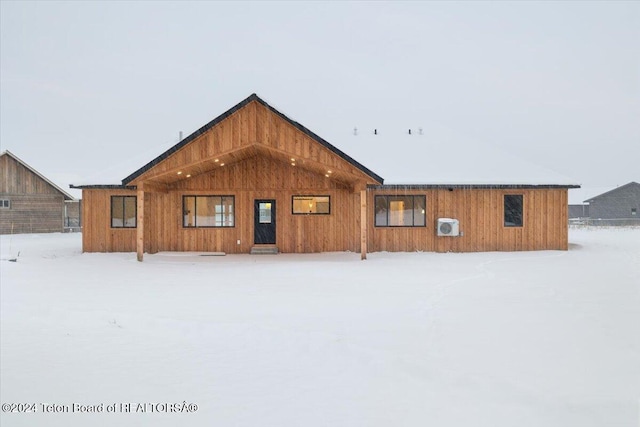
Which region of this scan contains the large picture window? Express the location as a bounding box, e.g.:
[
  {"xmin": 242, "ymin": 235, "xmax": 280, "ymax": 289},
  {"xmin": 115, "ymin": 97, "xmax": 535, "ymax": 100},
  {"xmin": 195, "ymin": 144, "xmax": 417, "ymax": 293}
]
[
  {"xmin": 292, "ymin": 196, "xmax": 330, "ymax": 215},
  {"xmin": 375, "ymin": 195, "xmax": 426, "ymax": 227},
  {"xmin": 111, "ymin": 196, "xmax": 137, "ymax": 228},
  {"xmin": 504, "ymin": 194, "xmax": 523, "ymax": 227},
  {"xmin": 183, "ymin": 196, "xmax": 234, "ymax": 227}
]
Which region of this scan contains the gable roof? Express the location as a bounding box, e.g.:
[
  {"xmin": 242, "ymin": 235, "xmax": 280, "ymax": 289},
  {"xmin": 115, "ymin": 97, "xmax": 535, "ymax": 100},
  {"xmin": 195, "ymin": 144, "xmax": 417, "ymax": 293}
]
[
  {"xmin": 71, "ymin": 93, "xmax": 581, "ymax": 190},
  {"xmin": 1, "ymin": 150, "xmax": 75, "ymax": 200},
  {"xmin": 568, "ymin": 186, "xmax": 612, "ymax": 204},
  {"xmin": 584, "ymin": 181, "xmax": 640, "ymax": 203},
  {"xmin": 120, "ymin": 93, "xmax": 383, "ymax": 186}
]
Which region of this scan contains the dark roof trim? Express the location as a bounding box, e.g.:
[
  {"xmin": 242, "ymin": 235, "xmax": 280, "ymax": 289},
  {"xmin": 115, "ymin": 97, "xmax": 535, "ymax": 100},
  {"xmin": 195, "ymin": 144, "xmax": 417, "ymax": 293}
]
[
  {"xmin": 368, "ymin": 184, "xmax": 581, "ymax": 190},
  {"xmin": 122, "ymin": 93, "xmax": 384, "ymax": 185},
  {"xmin": 255, "ymin": 96, "xmax": 384, "ymax": 184},
  {"xmin": 70, "ymin": 184, "xmax": 137, "ymax": 190},
  {"xmin": 584, "ymin": 181, "xmax": 639, "ymax": 203}
]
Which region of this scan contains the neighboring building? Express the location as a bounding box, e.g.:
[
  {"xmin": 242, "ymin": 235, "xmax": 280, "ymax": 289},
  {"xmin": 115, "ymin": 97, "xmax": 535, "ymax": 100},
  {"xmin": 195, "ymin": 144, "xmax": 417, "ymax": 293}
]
[
  {"xmin": 72, "ymin": 94, "xmax": 579, "ymax": 261},
  {"xmin": 568, "ymin": 204, "xmax": 589, "ymax": 219},
  {"xmin": 64, "ymin": 198, "xmax": 82, "ymax": 231},
  {"xmin": 0, "ymin": 150, "xmax": 78, "ymax": 234},
  {"xmin": 582, "ymin": 182, "xmax": 640, "ymax": 225}
]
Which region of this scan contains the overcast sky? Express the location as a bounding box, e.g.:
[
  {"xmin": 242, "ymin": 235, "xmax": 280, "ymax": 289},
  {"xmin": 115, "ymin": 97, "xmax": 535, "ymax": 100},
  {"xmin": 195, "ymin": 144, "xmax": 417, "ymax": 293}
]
[{"xmin": 1, "ymin": 1, "xmax": 638, "ymax": 195}]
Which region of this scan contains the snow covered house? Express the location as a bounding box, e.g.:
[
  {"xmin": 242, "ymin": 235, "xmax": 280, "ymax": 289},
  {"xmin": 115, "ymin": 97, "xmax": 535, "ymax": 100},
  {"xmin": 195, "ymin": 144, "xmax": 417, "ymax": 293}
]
[
  {"xmin": 1, "ymin": 150, "xmax": 77, "ymax": 234},
  {"xmin": 71, "ymin": 94, "xmax": 579, "ymax": 261}
]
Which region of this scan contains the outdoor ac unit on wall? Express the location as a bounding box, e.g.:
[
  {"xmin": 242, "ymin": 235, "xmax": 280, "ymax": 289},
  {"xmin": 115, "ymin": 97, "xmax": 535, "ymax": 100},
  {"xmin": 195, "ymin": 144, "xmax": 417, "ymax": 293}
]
[{"xmin": 437, "ymin": 218, "xmax": 460, "ymax": 237}]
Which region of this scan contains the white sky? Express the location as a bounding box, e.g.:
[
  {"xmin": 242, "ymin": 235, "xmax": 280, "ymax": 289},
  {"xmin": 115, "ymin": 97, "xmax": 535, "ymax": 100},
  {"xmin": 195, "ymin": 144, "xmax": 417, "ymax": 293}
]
[{"xmin": 1, "ymin": 1, "xmax": 638, "ymax": 195}]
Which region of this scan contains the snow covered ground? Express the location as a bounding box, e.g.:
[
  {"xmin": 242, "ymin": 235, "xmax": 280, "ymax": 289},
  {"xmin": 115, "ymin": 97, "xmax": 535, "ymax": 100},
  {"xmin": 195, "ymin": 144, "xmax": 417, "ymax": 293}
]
[{"xmin": 1, "ymin": 229, "xmax": 638, "ymax": 427}]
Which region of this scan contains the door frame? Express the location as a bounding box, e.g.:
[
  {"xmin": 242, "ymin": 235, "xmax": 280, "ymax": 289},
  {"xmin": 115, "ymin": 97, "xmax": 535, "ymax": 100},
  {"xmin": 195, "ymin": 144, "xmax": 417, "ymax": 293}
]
[{"xmin": 254, "ymin": 199, "xmax": 276, "ymax": 245}]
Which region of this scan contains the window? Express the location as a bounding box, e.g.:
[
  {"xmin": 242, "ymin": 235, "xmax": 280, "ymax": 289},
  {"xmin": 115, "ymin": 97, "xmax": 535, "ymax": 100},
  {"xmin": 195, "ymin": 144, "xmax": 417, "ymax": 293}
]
[
  {"xmin": 259, "ymin": 202, "xmax": 273, "ymax": 223},
  {"xmin": 292, "ymin": 196, "xmax": 330, "ymax": 214},
  {"xmin": 0, "ymin": 199, "xmax": 10, "ymax": 209},
  {"xmin": 111, "ymin": 196, "xmax": 136, "ymax": 228},
  {"xmin": 504, "ymin": 195, "xmax": 523, "ymax": 227},
  {"xmin": 632, "ymin": 208, "xmax": 637, "ymax": 216},
  {"xmin": 375, "ymin": 195, "xmax": 426, "ymax": 227},
  {"xmin": 183, "ymin": 196, "xmax": 234, "ymax": 227}
]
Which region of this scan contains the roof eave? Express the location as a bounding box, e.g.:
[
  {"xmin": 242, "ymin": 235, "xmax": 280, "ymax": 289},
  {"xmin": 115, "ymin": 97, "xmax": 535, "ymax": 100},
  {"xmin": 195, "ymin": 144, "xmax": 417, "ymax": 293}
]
[
  {"xmin": 583, "ymin": 181, "xmax": 639, "ymax": 203},
  {"xmin": 1, "ymin": 150, "xmax": 75, "ymax": 200},
  {"xmin": 120, "ymin": 94, "xmax": 384, "ymax": 186},
  {"xmin": 368, "ymin": 183, "xmax": 581, "ymax": 190},
  {"xmin": 70, "ymin": 184, "xmax": 137, "ymax": 190}
]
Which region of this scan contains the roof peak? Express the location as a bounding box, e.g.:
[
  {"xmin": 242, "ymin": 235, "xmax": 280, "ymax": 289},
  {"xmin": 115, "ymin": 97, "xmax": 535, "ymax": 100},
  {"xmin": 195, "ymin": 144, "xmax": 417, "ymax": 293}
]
[
  {"xmin": 119, "ymin": 94, "xmax": 383, "ymax": 185},
  {"xmin": 584, "ymin": 181, "xmax": 640, "ymax": 202},
  {"xmin": 1, "ymin": 150, "xmax": 75, "ymax": 200}
]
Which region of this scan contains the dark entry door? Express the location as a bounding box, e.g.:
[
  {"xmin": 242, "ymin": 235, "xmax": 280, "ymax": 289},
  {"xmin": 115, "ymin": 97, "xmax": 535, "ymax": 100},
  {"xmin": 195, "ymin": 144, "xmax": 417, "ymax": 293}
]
[{"xmin": 254, "ymin": 200, "xmax": 276, "ymax": 244}]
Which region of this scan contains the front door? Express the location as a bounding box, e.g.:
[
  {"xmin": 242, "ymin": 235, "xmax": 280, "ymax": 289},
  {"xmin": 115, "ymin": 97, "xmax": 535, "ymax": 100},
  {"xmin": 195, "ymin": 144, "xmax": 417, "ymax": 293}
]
[{"xmin": 254, "ymin": 200, "xmax": 276, "ymax": 244}]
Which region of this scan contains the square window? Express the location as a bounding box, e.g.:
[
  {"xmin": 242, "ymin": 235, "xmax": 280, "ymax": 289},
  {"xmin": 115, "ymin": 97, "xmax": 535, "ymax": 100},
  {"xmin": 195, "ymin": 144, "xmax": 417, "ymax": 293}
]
[
  {"xmin": 375, "ymin": 195, "xmax": 426, "ymax": 227},
  {"xmin": 111, "ymin": 196, "xmax": 136, "ymax": 228}
]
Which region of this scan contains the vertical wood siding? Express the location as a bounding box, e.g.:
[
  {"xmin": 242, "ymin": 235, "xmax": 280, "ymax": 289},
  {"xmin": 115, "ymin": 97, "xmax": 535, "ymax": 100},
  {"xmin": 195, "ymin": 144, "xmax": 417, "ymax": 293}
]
[
  {"xmin": 81, "ymin": 189, "xmax": 137, "ymax": 252},
  {"xmin": 368, "ymin": 188, "xmax": 569, "ymax": 252},
  {"xmin": 79, "ymin": 98, "xmax": 570, "ymax": 253},
  {"xmin": 134, "ymin": 102, "xmax": 374, "ymax": 185},
  {"xmin": 1, "ymin": 154, "xmax": 64, "ymax": 195},
  {"xmin": 83, "ymin": 180, "xmax": 570, "ymax": 253},
  {"xmin": 82, "ymin": 158, "xmax": 362, "ymax": 253}
]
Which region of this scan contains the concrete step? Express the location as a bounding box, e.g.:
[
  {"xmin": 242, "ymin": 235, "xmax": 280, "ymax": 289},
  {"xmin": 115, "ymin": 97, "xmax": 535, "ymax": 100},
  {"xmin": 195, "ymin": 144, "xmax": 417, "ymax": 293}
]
[{"xmin": 250, "ymin": 246, "xmax": 279, "ymax": 255}]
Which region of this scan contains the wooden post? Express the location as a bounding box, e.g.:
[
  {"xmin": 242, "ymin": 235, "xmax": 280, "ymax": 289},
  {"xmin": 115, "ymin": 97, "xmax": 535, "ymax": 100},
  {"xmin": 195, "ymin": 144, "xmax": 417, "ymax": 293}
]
[
  {"xmin": 137, "ymin": 187, "xmax": 144, "ymax": 262},
  {"xmin": 360, "ymin": 189, "xmax": 367, "ymax": 260}
]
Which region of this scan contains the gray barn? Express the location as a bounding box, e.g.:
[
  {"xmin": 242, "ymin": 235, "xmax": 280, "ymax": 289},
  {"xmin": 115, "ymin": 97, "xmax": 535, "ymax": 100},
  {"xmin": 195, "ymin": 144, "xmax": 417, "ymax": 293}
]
[
  {"xmin": 583, "ymin": 182, "xmax": 640, "ymax": 224},
  {"xmin": 0, "ymin": 151, "xmax": 78, "ymax": 234}
]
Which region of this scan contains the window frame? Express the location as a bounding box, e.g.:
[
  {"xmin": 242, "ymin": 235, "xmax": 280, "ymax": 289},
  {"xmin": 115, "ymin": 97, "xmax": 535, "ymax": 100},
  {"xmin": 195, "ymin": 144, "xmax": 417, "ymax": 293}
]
[
  {"xmin": 110, "ymin": 195, "xmax": 137, "ymax": 228},
  {"xmin": 291, "ymin": 195, "xmax": 331, "ymax": 215},
  {"xmin": 374, "ymin": 195, "xmax": 426, "ymax": 227},
  {"xmin": 0, "ymin": 199, "xmax": 10, "ymax": 209},
  {"xmin": 182, "ymin": 195, "xmax": 235, "ymax": 228},
  {"xmin": 504, "ymin": 194, "xmax": 524, "ymax": 227}
]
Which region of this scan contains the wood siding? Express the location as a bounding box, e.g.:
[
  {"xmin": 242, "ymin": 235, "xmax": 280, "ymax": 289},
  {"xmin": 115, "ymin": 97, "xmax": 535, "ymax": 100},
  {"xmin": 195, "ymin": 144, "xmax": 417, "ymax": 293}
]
[
  {"xmin": 0, "ymin": 194, "xmax": 65, "ymax": 234},
  {"xmin": 83, "ymin": 175, "xmax": 570, "ymax": 253},
  {"xmin": 132, "ymin": 101, "xmax": 376, "ymax": 188},
  {"xmin": 81, "ymin": 189, "xmax": 138, "ymax": 252},
  {"xmin": 82, "ymin": 158, "xmax": 362, "ymax": 253},
  {"xmin": 0, "ymin": 154, "xmax": 66, "ymax": 234},
  {"xmin": 1, "ymin": 154, "xmax": 64, "ymax": 196},
  {"xmin": 368, "ymin": 188, "xmax": 569, "ymax": 252},
  {"xmin": 79, "ymin": 98, "xmax": 570, "ymax": 254}
]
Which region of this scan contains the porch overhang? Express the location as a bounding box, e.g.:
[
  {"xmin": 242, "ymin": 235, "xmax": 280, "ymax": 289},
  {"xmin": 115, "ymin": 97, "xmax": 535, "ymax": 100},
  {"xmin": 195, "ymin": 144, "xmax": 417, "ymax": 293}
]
[{"xmin": 127, "ymin": 143, "xmax": 381, "ymax": 190}]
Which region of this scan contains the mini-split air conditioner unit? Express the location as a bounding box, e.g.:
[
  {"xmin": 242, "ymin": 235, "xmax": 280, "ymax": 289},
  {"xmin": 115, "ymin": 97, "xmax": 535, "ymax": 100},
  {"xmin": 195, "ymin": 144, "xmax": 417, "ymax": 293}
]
[{"xmin": 437, "ymin": 218, "xmax": 460, "ymax": 237}]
